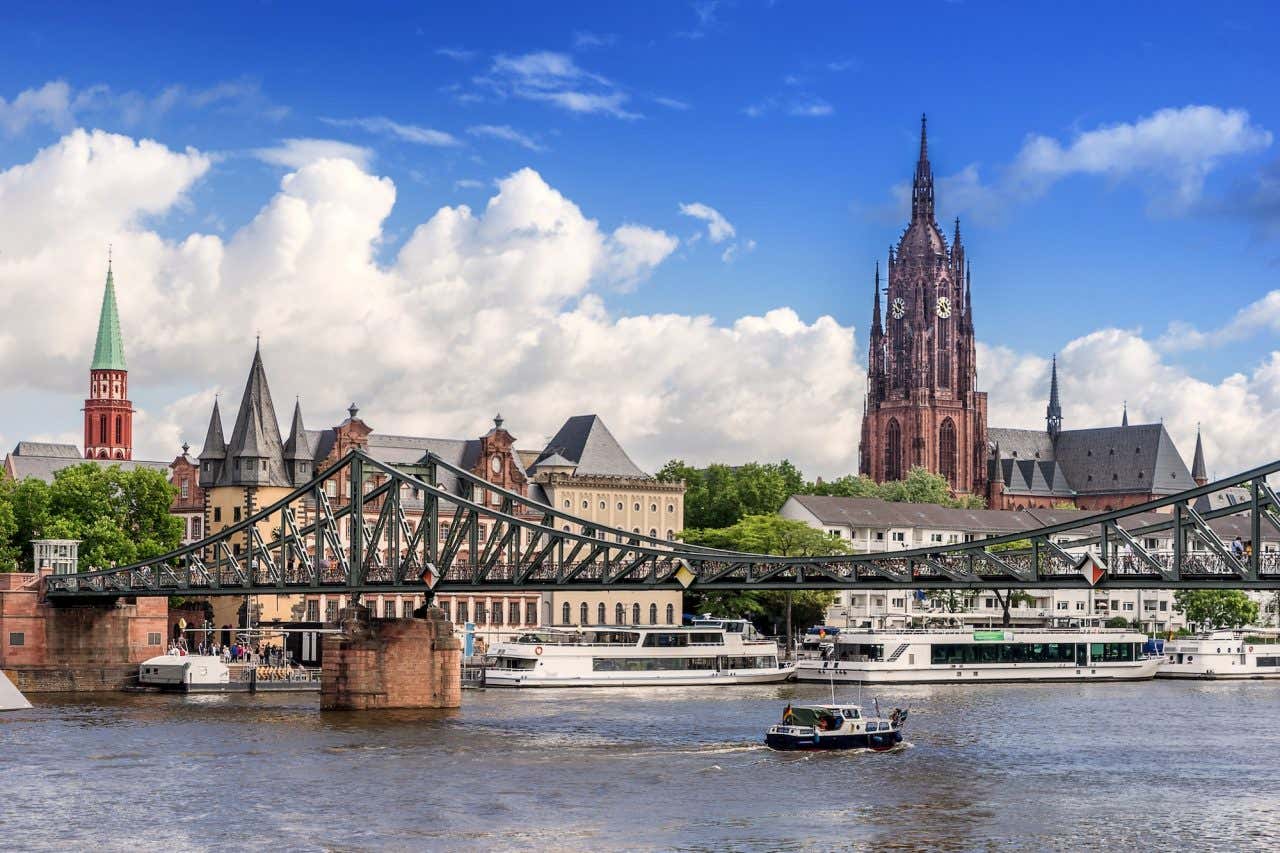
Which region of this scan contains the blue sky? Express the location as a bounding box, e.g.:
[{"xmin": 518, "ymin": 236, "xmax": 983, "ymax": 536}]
[{"xmin": 1, "ymin": 1, "xmax": 1279, "ymax": 477}]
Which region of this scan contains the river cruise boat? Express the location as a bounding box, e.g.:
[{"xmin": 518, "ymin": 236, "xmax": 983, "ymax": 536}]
[
  {"xmin": 765, "ymin": 702, "xmax": 907, "ymax": 751},
  {"xmin": 795, "ymin": 628, "xmax": 1160, "ymax": 684},
  {"xmin": 137, "ymin": 654, "xmax": 320, "ymax": 693},
  {"xmin": 1157, "ymin": 631, "xmax": 1280, "ymax": 680},
  {"xmin": 484, "ymin": 621, "xmax": 794, "ymax": 687}
]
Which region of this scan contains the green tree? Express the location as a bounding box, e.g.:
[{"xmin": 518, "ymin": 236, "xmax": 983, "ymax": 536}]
[
  {"xmin": 806, "ymin": 474, "xmax": 882, "ymax": 498},
  {"xmin": 1173, "ymin": 590, "xmax": 1260, "ymax": 629},
  {"xmin": 658, "ymin": 459, "xmax": 808, "ymax": 528},
  {"xmin": 0, "ymin": 479, "xmax": 19, "ymax": 571}
]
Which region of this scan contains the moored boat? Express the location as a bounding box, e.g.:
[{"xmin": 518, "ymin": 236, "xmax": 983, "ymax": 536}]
[
  {"xmin": 795, "ymin": 627, "xmax": 1160, "ymax": 684},
  {"xmin": 138, "ymin": 654, "xmax": 320, "ymax": 693},
  {"xmin": 484, "ymin": 620, "xmax": 794, "ymax": 687},
  {"xmin": 765, "ymin": 702, "xmax": 906, "ymax": 751},
  {"xmin": 1157, "ymin": 631, "xmax": 1280, "ymax": 679}
]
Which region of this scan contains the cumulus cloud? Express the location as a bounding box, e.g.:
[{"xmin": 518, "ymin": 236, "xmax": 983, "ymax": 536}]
[
  {"xmin": 1157, "ymin": 289, "xmax": 1280, "ymax": 351},
  {"xmin": 679, "ymin": 202, "xmax": 735, "ymax": 243},
  {"xmin": 320, "ymin": 116, "xmax": 461, "ymax": 147},
  {"xmin": 901, "ymin": 106, "xmax": 1273, "ymax": 223},
  {"xmin": 479, "ymin": 51, "xmax": 639, "ymax": 119},
  {"xmin": 466, "ymin": 123, "xmax": 544, "ymax": 151},
  {"xmin": 253, "ymin": 138, "xmax": 374, "ymax": 170}
]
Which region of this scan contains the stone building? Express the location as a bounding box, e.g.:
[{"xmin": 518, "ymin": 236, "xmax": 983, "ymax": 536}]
[
  {"xmin": 858, "ymin": 117, "xmax": 1204, "ymax": 510},
  {"xmin": 83, "ymin": 256, "xmax": 134, "ymax": 461},
  {"xmin": 859, "ymin": 116, "xmax": 986, "ymax": 495}
]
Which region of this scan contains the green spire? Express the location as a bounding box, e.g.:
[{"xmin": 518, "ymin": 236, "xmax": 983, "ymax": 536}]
[{"xmin": 91, "ymin": 254, "xmax": 127, "ymax": 371}]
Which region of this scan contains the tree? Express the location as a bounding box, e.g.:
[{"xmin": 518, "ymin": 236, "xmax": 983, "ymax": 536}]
[
  {"xmin": 1173, "ymin": 590, "xmax": 1260, "ymax": 630},
  {"xmin": 0, "ymin": 464, "xmax": 182, "ymax": 572},
  {"xmin": 658, "ymin": 459, "xmax": 808, "ymax": 529},
  {"xmin": 805, "ymin": 474, "xmax": 881, "ymax": 498},
  {"xmin": 0, "ymin": 479, "xmax": 19, "ymax": 571},
  {"xmin": 1104, "ymin": 616, "xmax": 1130, "ymax": 629}
]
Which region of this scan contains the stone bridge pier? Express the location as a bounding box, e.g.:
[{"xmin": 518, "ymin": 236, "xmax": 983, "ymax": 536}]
[{"xmin": 320, "ymin": 604, "xmax": 462, "ymax": 711}]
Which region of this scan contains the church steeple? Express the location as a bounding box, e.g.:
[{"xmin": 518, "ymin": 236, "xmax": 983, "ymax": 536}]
[
  {"xmin": 1046, "ymin": 354, "xmax": 1062, "ymax": 439},
  {"xmin": 1121, "ymin": 401, "xmax": 1129, "ymax": 427},
  {"xmin": 91, "ymin": 253, "xmax": 127, "ymax": 371},
  {"xmin": 1192, "ymin": 424, "xmax": 1208, "ymax": 486},
  {"xmin": 84, "ymin": 250, "xmax": 134, "ymax": 460},
  {"xmin": 871, "ymin": 261, "xmax": 882, "ymax": 335},
  {"xmin": 911, "ymin": 113, "xmax": 934, "ymax": 222}
]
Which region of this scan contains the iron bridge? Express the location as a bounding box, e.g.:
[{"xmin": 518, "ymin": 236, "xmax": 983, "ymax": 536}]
[{"xmin": 42, "ymin": 450, "xmax": 1280, "ymax": 600}]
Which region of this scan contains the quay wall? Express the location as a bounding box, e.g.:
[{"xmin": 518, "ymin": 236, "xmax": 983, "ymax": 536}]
[
  {"xmin": 4, "ymin": 663, "xmax": 138, "ymax": 693},
  {"xmin": 321, "ymin": 606, "xmax": 462, "ymax": 710}
]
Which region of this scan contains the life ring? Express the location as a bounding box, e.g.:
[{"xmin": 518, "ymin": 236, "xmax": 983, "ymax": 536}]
[
  {"xmin": 534, "ymin": 646, "xmax": 543, "ymax": 655},
  {"xmin": 1249, "ymin": 646, "xmax": 1254, "ymax": 653}
]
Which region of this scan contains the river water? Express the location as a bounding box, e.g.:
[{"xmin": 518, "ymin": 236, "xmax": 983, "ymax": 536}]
[{"xmin": 2, "ymin": 680, "xmax": 1279, "ymax": 851}]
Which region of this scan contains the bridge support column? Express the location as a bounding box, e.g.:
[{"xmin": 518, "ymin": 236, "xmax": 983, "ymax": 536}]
[{"xmin": 320, "ymin": 605, "xmax": 462, "ymax": 711}]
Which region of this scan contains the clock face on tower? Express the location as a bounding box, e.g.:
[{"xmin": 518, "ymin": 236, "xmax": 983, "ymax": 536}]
[
  {"xmin": 936, "ymin": 296, "xmax": 952, "ymax": 318},
  {"xmin": 890, "ymin": 297, "xmax": 906, "ymax": 320}
]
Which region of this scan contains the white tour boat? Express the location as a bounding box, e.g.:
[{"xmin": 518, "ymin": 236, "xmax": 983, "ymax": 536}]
[
  {"xmin": 795, "ymin": 627, "xmax": 1160, "ymax": 684},
  {"xmin": 138, "ymin": 654, "xmax": 320, "ymax": 693},
  {"xmin": 484, "ymin": 619, "xmax": 794, "ymax": 687},
  {"xmin": 1157, "ymin": 630, "xmax": 1280, "ymax": 680}
]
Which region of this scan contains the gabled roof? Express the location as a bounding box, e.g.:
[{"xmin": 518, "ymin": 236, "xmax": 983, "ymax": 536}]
[
  {"xmin": 988, "ymin": 428, "xmax": 1055, "ymax": 462},
  {"xmin": 220, "ymin": 346, "xmax": 290, "ymax": 486},
  {"xmin": 1052, "ymin": 423, "xmax": 1191, "ymax": 496},
  {"xmin": 199, "ymin": 399, "xmax": 226, "ymax": 461},
  {"xmin": 91, "ymin": 260, "xmax": 127, "ymax": 371},
  {"xmin": 787, "ymin": 495, "xmax": 1034, "ymax": 536},
  {"xmin": 11, "ymin": 441, "xmax": 81, "ymax": 458},
  {"xmin": 991, "ymin": 457, "xmax": 1074, "ymax": 498},
  {"xmin": 4, "ymin": 449, "xmax": 167, "ymax": 484},
  {"xmin": 531, "ymin": 415, "xmax": 648, "ymax": 478}
]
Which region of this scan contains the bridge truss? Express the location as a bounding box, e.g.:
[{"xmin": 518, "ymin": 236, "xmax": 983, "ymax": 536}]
[{"xmin": 43, "ymin": 450, "xmax": 1280, "ymax": 601}]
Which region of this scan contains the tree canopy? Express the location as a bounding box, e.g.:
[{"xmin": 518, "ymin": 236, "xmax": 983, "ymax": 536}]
[
  {"xmin": 658, "ymin": 461, "xmax": 985, "ymax": 529},
  {"xmin": 0, "ymin": 464, "xmax": 182, "ymax": 572},
  {"xmin": 1173, "ymin": 590, "xmax": 1260, "ymax": 629}
]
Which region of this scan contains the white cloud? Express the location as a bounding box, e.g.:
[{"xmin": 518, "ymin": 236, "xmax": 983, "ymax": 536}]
[
  {"xmin": 454, "ymin": 178, "xmax": 486, "ymax": 190},
  {"xmin": 911, "ymin": 106, "xmax": 1273, "ymax": 222},
  {"xmin": 1157, "ymin": 289, "xmax": 1280, "ymax": 351},
  {"xmin": 0, "ymin": 81, "xmax": 75, "ymax": 134},
  {"xmin": 679, "ymin": 202, "xmax": 735, "ymax": 243},
  {"xmin": 572, "ymin": 31, "xmax": 616, "ymax": 49},
  {"xmin": 436, "ymin": 47, "xmax": 477, "ymax": 62},
  {"xmin": 253, "ymin": 138, "xmax": 374, "ymax": 170},
  {"xmin": 654, "ymin": 96, "xmax": 691, "ymax": 111},
  {"xmin": 789, "ymin": 98, "xmax": 834, "ymax": 118},
  {"xmin": 321, "ymin": 116, "xmax": 461, "ymax": 147},
  {"xmin": 743, "ymin": 94, "xmax": 834, "ymax": 119},
  {"xmin": 467, "ymin": 124, "xmax": 544, "ymax": 151},
  {"xmin": 481, "ymin": 51, "xmax": 639, "ymax": 119}
]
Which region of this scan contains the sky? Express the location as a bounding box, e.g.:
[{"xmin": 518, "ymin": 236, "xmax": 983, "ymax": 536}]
[{"xmin": 1, "ymin": 1, "xmax": 1279, "ymax": 480}]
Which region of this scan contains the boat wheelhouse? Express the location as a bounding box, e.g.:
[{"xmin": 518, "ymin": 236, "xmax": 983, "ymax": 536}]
[
  {"xmin": 1157, "ymin": 631, "xmax": 1280, "ymax": 680},
  {"xmin": 765, "ymin": 703, "xmax": 906, "ymax": 751},
  {"xmin": 795, "ymin": 628, "xmax": 1160, "ymax": 684},
  {"xmin": 484, "ymin": 622, "xmax": 794, "ymax": 687}
]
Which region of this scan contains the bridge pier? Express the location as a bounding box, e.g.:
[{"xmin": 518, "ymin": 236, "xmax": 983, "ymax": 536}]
[{"xmin": 320, "ymin": 604, "xmax": 462, "ymax": 711}]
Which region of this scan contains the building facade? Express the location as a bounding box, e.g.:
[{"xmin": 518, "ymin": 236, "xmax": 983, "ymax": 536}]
[{"xmin": 859, "ymin": 116, "xmax": 986, "ymax": 495}]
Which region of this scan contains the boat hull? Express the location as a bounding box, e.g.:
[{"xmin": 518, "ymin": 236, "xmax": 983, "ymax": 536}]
[
  {"xmin": 484, "ymin": 666, "xmax": 796, "ymax": 688},
  {"xmin": 765, "ymin": 729, "xmax": 903, "ymax": 751},
  {"xmin": 795, "ymin": 658, "xmax": 1161, "ymax": 684}
]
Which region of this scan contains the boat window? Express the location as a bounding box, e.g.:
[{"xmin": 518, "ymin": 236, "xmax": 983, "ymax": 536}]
[
  {"xmin": 689, "ymin": 632, "xmax": 723, "ymax": 645},
  {"xmin": 642, "ymin": 632, "xmax": 690, "ymax": 647},
  {"xmin": 841, "ymin": 709, "xmax": 860, "ymax": 719},
  {"xmin": 718, "ymin": 655, "xmax": 776, "ymax": 669},
  {"xmin": 1258, "ymin": 657, "xmax": 1279, "ymax": 667},
  {"xmin": 930, "ymin": 642, "xmax": 1079, "ymax": 665},
  {"xmin": 592, "ymin": 657, "xmax": 717, "ymax": 672}
]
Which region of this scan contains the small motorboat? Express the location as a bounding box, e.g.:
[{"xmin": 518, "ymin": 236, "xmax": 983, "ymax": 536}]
[{"xmin": 765, "ymin": 702, "xmax": 907, "ymax": 751}]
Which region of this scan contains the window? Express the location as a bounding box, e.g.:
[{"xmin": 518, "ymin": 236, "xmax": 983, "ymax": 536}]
[
  {"xmin": 99, "ymin": 414, "xmax": 108, "ymax": 444},
  {"xmin": 326, "ymin": 601, "xmax": 339, "ymax": 623},
  {"xmin": 892, "ymin": 532, "xmax": 905, "ymax": 542},
  {"xmin": 526, "ymin": 602, "xmax": 538, "ymax": 625},
  {"xmin": 213, "ymin": 507, "xmax": 222, "ymax": 523},
  {"xmin": 885, "ymin": 418, "xmax": 903, "ymax": 481},
  {"xmin": 1056, "ymin": 602, "xmax": 1069, "ymax": 611},
  {"xmin": 180, "ymin": 479, "xmax": 189, "ymax": 498},
  {"xmin": 666, "ymin": 530, "xmax": 675, "ymax": 540},
  {"xmin": 632, "ymin": 603, "xmax": 641, "ymax": 624},
  {"xmin": 192, "ymin": 517, "xmax": 202, "ymax": 539},
  {"xmin": 875, "ymin": 531, "xmax": 885, "ymax": 541},
  {"xmin": 666, "ymin": 603, "xmax": 675, "ymax": 625},
  {"xmin": 938, "ymin": 418, "xmax": 957, "ymax": 488},
  {"xmin": 892, "ymin": 598, "xmax": 904, "ymax": 609},
  {"xmin": 306, "ymin": 600, "xmax": 320, "ymax": 622},
  {"xmin": 650, "ymin": 503, "xmax": 657, "ymax": 512},
  {"xmin": 557, "ymin": 602, "xmax": 570, "ymax": 625},
  {"xmin": 1075, "ymin": 602, "xmax": 1085, "ymax": 611},
  {"xmin": 510, "ymin": 602, "xmax": 521, "ymax": 625},
  {"xmin": 599, "ymin": 500, "xmax": 606, "ymax": 509},
  {"xmin": 326, "ymin": 480, "xmax": 337, "ymax": 498},
  {"xmin": 667, "ymin": 504, "xmax": 674, "ymax": 513},
  {"xmin": 440, "ymin": 600, "xmax": 451, "ymax": 622},
  {"xmin": 456, "ymin": 601, "xmax": 468, "ymax": 622},
  {"xmin": 476, "ymin": 603, "xmax": 488, "ymax": 626},
  {"xmin": 563, "ymin": 500, "xmax": 571, "ymax": 508},
  {"xmin": 582, "ymin": 500, "xmax": 589, "ymax": 509},
  {"xmin": 7, "ymin": 631, "xmax": 23, "ymax": 647},
  {"xmin": 930, "ymin": 533, "xmax": 943, "ymax": 543},
  {"xmin": 115, "ymin": 415, "xmax": 123, "ymax": 444},
  {"xmin": 492, "ymin": 603, "xmax": 503, "ymax": 626},
  {"xmin": 617, "ymin": 502, "xmax": 624, "ymax": 510},
  {"xmin": 616, "ymin": 603, "xmax": 625, "ymax": 624},
  {"xmin": 650, "ymin": 603, "xmax": 658, "ymax": 624},
  {"xmin": 633, "ymin": 502, "xmax": 641, "ymax": 511},
  {"xmin": 233, "ymin": 507, "xmax": 241, "ymax": 522},
  {"xmin": 581, "ymin": 602, "xmax": 590, "ymax": 625},
  {"xmin": 649, "ymin": 528, "xmax": 657, "ymax": 538},
  {"xmin": 147, "ymin": 632, "xmax": 161, "ymax": 646}
]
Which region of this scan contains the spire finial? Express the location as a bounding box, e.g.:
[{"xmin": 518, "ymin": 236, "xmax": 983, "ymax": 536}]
[
  {"xmin": 919, "ymin": 113, "xmax": 928, "ymax": 162},
  {"xmin": 494, "ymin": 412, "xmax": 504, "ymax": 429},
  {"xmin": 348, "ymin": 402, "xmax": 359, "ymax": 420},
  {"xmin": 1122, "ymin": 400, "xmax": 1129, "ymax": 428},
  {"xmin": 182, "ymin": 441, "xmax": 190, "ymax": 456},
  {"xmin": 910, "ymin": 112, "xmax": 934, "ymax": 222},
  {"xmin": 1192, "ymin": 422, "xmax": 1208, "ymax": 485}
]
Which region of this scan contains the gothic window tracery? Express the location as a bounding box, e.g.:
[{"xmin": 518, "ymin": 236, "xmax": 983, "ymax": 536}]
[
  {"xmin": 939, "ymin": 418, "xmax": 958, "ymax": 488},
  {"xmin": 885, "ymin": 419, "xmax": 903, "ymax": 481}
]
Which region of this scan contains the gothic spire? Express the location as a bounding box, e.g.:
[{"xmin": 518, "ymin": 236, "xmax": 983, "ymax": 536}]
[
  {"xmin": 953, "ymin": 217, "xmax": 962, "ymax": 249},
  {"xmin": 1192, "ymin": 424, "xmax": 1208, "ymax": 485},
  {"xmin": 91, "ymin": 253, "xmax": 127, "ymax": 371},
  {"xmin": 199, "ymin": 397, "xmax": 226, "ymax": 461},
  {"xmin": 991, "ymin": 442, "xmax": 1004, "ymax": 485},
  {"xmin": 283, "ymin": 398, "xmax": 312, "ymax": 462},
  {"xmin": 1122, "ymin": 401, "xmax": 1129, "ymax": 427},
  {"xmin": 871, "ymin": 261, "xmax": 882, "ymax": 334},
  {"xmin": 1046, "ymin": 354, "xmax": 1062, "ymax": 439},
  {"xmin": 911, "ymin": 113, "xmax": 934, "ymax": 222},
  {"xmin": 224, "ymin": 345, "xmax": 289, "ymax": 486}
]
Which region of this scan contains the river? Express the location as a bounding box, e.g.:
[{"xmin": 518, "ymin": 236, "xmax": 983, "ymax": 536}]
[{"xmin": 2, "ymin": 681, "xmax": 1278, "ymax": 851}]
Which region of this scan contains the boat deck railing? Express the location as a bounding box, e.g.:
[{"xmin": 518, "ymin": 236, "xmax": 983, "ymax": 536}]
[{"xmin": 833, "ymin": 627, "xmax": 1140, "ymax": 637}]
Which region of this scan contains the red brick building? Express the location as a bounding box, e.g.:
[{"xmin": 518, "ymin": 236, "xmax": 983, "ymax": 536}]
[{"xmin": 83, "ymin": 256, "xmax": 134, "ymax": 461}]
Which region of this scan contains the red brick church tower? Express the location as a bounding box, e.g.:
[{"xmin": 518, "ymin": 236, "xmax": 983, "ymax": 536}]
[
  {"xmin": 859, "ymin": 116, "xmax": 987, "ymax": 493},
  {"xmin": 83, "ymin": 255, "xmax": 133, "ymax": 460}
]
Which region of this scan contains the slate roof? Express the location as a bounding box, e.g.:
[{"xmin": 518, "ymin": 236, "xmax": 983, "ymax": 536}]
[
  {"xmin": 530, "ymin": 415, "xmax": 649, "ymax": 478},
  {"xmin": 990, "ymin": 457, "xmax": 1074, "ymax": 498},
  {"xmin": 988, "ymin": 428, "xmax": 1055, "ymax": 462},
  {"xmin": 4, "ymin": 442, "xmax": 167, "ymax": 484}
]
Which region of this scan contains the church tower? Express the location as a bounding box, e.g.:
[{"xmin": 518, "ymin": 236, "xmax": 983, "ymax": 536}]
[
  {"xmin": 83, "ymin": 254, "xmax": 133, "ymax": 460},
  {"xmin": 858, "ymin": 116, "xmax": 987, "ymax": 493}
]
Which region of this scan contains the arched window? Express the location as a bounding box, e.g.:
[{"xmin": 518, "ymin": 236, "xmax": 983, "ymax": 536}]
[
  {"xmin": 99, "ymin": 414, "xmax": 108, "ymax": 444},
  {"xmin": 649, "ymin": 603, "xmax": 658, "ymax": 624},
  {"xmin": 115, "ymin": 415, "xmax": 123, "ymax": 444},
  {"xmin": 939, "ymin": 418, "xmax": 957, "ymax": 488},
  {"xmin": 884, "ymin": 418, "xmax": 903, "ymax": 481},
  {"xmin": 597, "ymin": 602, "xmax": 606, "ymax": 624},
  {"xmin": 562, "ymin": 602, "xmax": 570, "ymax": 625},
  {"xmin": 615, "ymin": 603, "xmax": 625, "ymax": 624},
  {"xmin": 580, "ymin": 602, "xmax": 589, "ymax": 625},
  {"xmin": 666, "ymin": 603, "xmax": 675, "ymax": 625},
  {"xmin": 937, "ymin": 313, "xmax": 951, "ymax": 388},
  {"xmin": 632, "ymin": 603, "xmax": 641, "ymax": 624}
]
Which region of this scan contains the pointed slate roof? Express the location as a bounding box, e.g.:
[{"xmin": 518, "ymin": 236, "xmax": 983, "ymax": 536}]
[
  {"xmin": 531, "ymin": 415, "xmax": 649, "ymax": 478},
  {"xmin": 222, "ymin": 346, "xmax": 290, "ymax": 486},
  {"xmin": 283, "ymin": 400, "xmax": 313, "ymax": 461},
  {"xmin": 91, "ymin": 259, "xmax": 127, "ymax": 371},
  {"xmin": 199, "ymin": 399, "xmax": 226, "ymax": 460},
  {"xmin": 1192, "ymin": 427, "xmax": 1207, "ymax": 482}
]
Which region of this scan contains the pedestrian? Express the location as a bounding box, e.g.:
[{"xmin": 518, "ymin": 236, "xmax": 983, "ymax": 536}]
[{"xmin": 1233, "ymin": 536, "xmax": 1244, "ymax": 559}]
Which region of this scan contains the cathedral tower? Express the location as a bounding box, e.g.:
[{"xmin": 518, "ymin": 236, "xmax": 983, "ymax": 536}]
[
  {"xmin": 83, "ymin": 255, "xmax": 134, "ymax": 460},
  {"xmin": 858, "ymin": 116, "xmax": 987, "ymax": 493}
]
